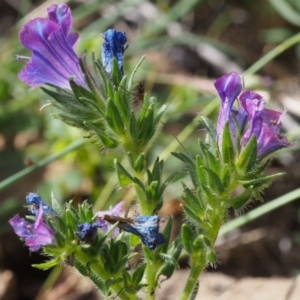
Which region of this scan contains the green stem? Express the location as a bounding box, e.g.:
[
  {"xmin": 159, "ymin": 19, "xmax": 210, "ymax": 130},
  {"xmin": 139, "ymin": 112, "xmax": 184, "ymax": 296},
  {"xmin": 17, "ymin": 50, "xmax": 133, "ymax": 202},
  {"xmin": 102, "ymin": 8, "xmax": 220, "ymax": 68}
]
[
  {"xmin": 0, "ymin": 139, "xmax": 87, "ymax": 193},
  {"xmin": 244, "ymin": 31, "xmax": 300, "ymax": 76},
  {"xmin": 145, "ymin": 260, "xmax": 157, "ymax": 300},
  {"xmin": 179, "ymin": 254, "xmax": 206, "ymax": 300}
]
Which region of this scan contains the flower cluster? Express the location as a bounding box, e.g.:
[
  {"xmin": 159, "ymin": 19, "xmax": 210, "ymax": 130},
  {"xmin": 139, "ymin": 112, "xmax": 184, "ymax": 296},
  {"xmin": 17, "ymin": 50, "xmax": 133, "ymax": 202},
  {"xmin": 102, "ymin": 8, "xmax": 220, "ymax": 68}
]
[{"xmin": 215, "ymin": 72, "xmax": 290, "ymax": 158}]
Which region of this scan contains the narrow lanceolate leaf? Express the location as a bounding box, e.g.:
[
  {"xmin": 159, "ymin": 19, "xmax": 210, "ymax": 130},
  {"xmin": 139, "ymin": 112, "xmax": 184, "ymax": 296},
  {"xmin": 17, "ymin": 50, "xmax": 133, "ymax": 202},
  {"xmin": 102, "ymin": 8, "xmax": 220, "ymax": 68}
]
[
  {"xmin": 229, "ymin": 186, "xmax": 253, "ymax": 210},
  {"xmin": 127, "ymin": 55, "xmax": 145, "ymax": 90},
  {"xmin": 239, "ymin": 173, "xmax": 285, "ymax": 188},
  {"xmin": 237, "ymin": 135, "xmax": 257, "ymax": 174},
  {"xmin": 137, "ymin": 102, "xmax": 155, "ymax": 144},
  {"xmin": 198, "ymin": 140, "xmax": 220, "ymax": 174},
  {"xmin": 106, "ymin": 98, "xmax": 126, "ymax": 136},
  {"xmin": 111, "ymin": 57, "xmax": 122, "ymax": 86},
  {"xmin": 199, "ymin": 115, "xmax": 218, "ymax": 153},
  {"xmin": 84, "ymin": 121, "xmax": 120, "ymax": 148},
  {"xmin": 128, "ymin": 111, "xmax": 138, "ymax": 148},
  {"xmin": 181, "ymin": 223, "xmax": 195, "ymax": 253},
  {"xmin": 203, "ymin": 167, "xmax": 224, "ymax": 194},
  {"xmin": 32, "ymin": 258, "xmax": 60, "ymax": 270},
  {"xmin": 221, "ymin": 122, "xmax": 235, "ymax": 169},
  {"xmin": 114, "ymin": 160, "xmax": 134, "ymax": 187}
]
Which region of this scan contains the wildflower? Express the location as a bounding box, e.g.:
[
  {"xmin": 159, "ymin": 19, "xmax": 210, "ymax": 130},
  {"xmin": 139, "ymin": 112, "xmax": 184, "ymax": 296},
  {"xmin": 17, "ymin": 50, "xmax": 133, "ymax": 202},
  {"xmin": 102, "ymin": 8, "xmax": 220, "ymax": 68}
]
[
  {"xmin": 103, "ymin": 215, "xmax": 166, "ymax": 250},
  {"xmin": 214, "ymin": 72, "xmax": 290, "ymax": 157},
  {"xmin": 26, "ymin": 192, "xmax": 57, "ymax": 217},
  {"xmin": 18, "ymin": 4, "xmax": 87, "ymax": 89},
  {"xmin": 102, "ymin": 29, "xmax": 127, "ymax": 76},
  {"xmin": 240, "ymin": 91, "xmax": 290, "ymax": 157},
  {"xmin": 214, "ymin": 72, "xmax": 243, "ymax": 145},
  {"xmin": 9, "ymin": 206, "xmax": 55, "ymax": 251}
]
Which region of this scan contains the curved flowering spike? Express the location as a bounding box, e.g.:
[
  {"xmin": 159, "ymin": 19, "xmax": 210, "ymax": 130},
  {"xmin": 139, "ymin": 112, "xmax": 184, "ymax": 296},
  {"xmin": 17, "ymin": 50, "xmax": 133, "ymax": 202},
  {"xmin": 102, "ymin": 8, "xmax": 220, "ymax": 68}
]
[
  {"xmin": 9, "ymin": 206, "xmax": 55, "ymax": 251},
  {"xmin": 214, "ymin": 72, "xmax": 243, "ymax": 145},
  {"xmin": 240, "ymin": 91, "xmax": 290, "ymax": 157},
  {"xmin": 18, "ymin": 4, "xmax": 87, "ymax": 89},
  {"xmin": 102, "ymin": 29, "xmax": 127, "ymax": 76}
]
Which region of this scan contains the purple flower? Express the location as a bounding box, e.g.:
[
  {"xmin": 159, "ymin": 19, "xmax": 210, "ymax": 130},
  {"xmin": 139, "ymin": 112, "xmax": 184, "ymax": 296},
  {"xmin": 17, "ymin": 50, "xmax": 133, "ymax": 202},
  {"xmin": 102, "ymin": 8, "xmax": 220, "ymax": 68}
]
[
  {"xmin": 95, "ymin": 201, "xmax": 124, "ymax": 235},
  {"xmin": 9, "ymin": 206, "xmax": 55, "ymax": 251},
  {"xmin": 102, "ymin": 29, "xmax": 127, "ymax": 76},
  {"xmin": 18, "ymin": 4, "xmax": 87, "ymax": 89},
  {"xmin": 214, "ymin": 72, "xmax": 243, "ymax": 145},
  {"xmin": 240, "ymin": 91, "xmax": 290, "ymax": 157}
]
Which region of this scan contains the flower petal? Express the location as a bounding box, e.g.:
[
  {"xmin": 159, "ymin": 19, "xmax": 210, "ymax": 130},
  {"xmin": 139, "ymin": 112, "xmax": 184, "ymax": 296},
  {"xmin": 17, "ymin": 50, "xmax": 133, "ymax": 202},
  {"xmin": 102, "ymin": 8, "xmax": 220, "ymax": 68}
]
[
  {"xmin": 18, "ymin": 4, "xmax": 86, "ymax": 89},
  {"xmin": 215, "ymin": 72, "xmax": 243, "ymax": 145}
]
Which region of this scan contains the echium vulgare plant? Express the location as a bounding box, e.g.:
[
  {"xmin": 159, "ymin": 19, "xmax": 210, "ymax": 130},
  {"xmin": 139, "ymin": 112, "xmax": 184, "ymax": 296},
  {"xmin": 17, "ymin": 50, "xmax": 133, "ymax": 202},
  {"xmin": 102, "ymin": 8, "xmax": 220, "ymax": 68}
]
[{"xmin": 10, "ymin": 3, "xmax": 291, "ymax": 300}]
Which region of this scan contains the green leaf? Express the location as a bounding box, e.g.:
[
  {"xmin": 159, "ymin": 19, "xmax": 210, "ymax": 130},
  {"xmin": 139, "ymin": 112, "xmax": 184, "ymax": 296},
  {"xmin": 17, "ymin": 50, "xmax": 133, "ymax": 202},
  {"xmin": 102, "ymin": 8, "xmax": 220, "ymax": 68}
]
[
  {"xmin": 111, "ymin": 57, "xmax": 122, "ymax": 86},
  {"xmin": 51, "ymin": 192, "xmax": 63, "ymax": 215},
  {"xmin": 181, "ymin": 183, "xmax": 205, "ymax": 217},
  {"xmin": 221, "ymin": 122, "xmax": 235, "ymax": 169},
  {"xmin": 114, "ymin": 160, "xmax": 134, "ymax": 187},
  {"xmin": 239, "ymin": 173, "xmax": 285, "ymax": 188},
  {"xmin": 237, "ymin": 135, "xmax": 257, "ymax": 174},
  {"xmin": 32, "ymin": 258, "xmax": 60, "ymax": 270},
  {"xmin": 203, "ymin": 167, "xmax": 224, "ymax": 194},
  {"xmin": 229, "ymin": 186, "xmax": 253, "ymax": 210},
  {"xmin": 70, "ymin": 78, "xmax": 95, "ymax": 101},
  {"xmin": 172, "ymin": 152, "xmax": 199, "ymax": 187},
  {"xmin": 106, "ymin": 98, "xmax": 126, "ymax": 136},
  {"xmin": 127, "ymin": 55, "xmax": 145, "ymax": 91},
  {"xmin": 134, "ymin": 153, "xmax": 146, "ymax": 173},
  {"xmin": 198, "ymin": 140, "xmax": 220, "ymax": 173},
  {"xmin": 199, "ymin": 115, "xmax": 218, "ymax": 153},
  {"xmin": 157, "ymin": 171, "xmax": 178, "ymax": 199},
  {"xmin": 128, "ymin": 111, "xmax": 138, "ymax": 148},
  {"xmin": 132, "ymin": 263, "xmax": 146, "ymax": 287},
  {"xmin": 105, "ymin": 278, "xmax": 124, "ymax": 289},
  {"xmin": 182, "ymin": 205, "xmax": 202, "ymax": 224},
  {"xmin": 137, "ymin": 102, "xmax": 155, "ymax": 144},
  {"xmin": 84, "ymin": 121, "xmax": 120, "ymax": 148},
  {"xmin": 181, "ymin": 223, "xmax": 195, "ymax": 253}
]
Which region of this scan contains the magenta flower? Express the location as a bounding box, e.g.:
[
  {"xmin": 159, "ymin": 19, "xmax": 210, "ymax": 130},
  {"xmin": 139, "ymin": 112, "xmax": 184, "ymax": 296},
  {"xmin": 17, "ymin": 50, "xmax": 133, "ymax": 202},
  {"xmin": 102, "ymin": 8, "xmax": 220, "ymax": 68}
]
[
  {"xmin": 18, "ymin": 4, "xmax": 87, "ymax": 89},
  {"xmin": 214, "ymin": 72, "xmax": 243, "ymax": 145},
  {"xmin": 9, "ymin": 206, "xmax": 55, "ymax": 251},
  {"xmin": 240, "ymin": 91, "xmax": 290, "ymax": 157}
]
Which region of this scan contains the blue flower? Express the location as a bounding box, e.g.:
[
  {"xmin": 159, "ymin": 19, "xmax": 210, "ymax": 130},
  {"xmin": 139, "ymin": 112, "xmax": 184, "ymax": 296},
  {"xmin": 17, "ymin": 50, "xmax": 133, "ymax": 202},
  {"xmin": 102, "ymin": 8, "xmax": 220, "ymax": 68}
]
[
  {"xmin": 18, "ymin": 4, "xmax": 87, "ymax": 89},
  {"xmin": 103, "ymin": 215, "xmax": 166, "ymax": 250},
  {"xmin": 9, "ymin": 206, "xmax": 56, "ymax": 251},
  {"xmin": 102, "ymin": 29, "xmax": 127, "ymax": 76},
  {"xmin": 26, "ymin": 192, "xmax": 57, "ymax": 217},
  {"xmin": 76, "ymin": 223, "xmax": 99, "ymax": 244}
]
